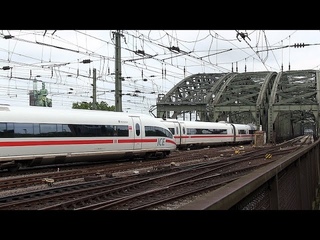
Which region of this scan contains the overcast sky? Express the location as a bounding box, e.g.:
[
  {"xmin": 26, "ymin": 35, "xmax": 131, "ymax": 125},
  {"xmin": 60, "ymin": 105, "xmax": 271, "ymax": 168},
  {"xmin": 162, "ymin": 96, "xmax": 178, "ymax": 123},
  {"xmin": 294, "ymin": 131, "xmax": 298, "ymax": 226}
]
[{"xmin": 0, "ymin": 30, "xmax": 319, "ymax": 114}]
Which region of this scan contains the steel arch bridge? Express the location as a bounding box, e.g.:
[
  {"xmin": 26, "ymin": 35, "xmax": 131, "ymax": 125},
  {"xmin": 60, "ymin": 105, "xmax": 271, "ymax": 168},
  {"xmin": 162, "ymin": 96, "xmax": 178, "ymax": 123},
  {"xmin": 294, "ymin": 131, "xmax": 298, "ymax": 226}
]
[{"xmin": 155, "ymin": 70, "xmax": 320, "ymax": 143}]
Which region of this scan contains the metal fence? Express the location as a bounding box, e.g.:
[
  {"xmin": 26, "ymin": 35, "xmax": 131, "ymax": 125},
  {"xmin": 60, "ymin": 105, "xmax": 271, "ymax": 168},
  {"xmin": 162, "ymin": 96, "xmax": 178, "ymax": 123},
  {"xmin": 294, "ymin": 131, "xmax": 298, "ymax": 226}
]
[{"xmin": 178, "ymin": 138, "xmax": 320, "ymax": 210}]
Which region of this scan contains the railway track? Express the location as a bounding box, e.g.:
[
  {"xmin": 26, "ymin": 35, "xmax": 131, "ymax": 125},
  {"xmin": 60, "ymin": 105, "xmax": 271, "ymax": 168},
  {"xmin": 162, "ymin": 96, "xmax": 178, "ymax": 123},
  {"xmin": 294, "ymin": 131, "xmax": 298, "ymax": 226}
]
[
  {"xmin": 0, "ymin": 135, "xmax": 312, "ymax": 210},
  {"xmin": 0, "ymin": 143, "xmax": 257, "ymax": 191},
  {"xmin": 0, "ymin": 156, "xmax": 273, "ymax": 210}
]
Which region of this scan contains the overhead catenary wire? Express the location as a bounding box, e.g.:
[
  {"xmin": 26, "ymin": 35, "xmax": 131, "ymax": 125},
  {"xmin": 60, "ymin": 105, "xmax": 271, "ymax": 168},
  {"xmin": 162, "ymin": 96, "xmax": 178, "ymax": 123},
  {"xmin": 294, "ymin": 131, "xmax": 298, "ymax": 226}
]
[{"xmin": 0, "ymin": 30, "xmax": 319, "ymax": 113}]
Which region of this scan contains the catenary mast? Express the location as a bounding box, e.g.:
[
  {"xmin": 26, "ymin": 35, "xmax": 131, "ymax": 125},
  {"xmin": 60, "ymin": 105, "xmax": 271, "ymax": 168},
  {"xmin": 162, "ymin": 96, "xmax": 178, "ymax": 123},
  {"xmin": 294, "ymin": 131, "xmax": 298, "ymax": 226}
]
[{"xmin": 114, "ymin": 30, "xmax": 123, "ymax": 112}]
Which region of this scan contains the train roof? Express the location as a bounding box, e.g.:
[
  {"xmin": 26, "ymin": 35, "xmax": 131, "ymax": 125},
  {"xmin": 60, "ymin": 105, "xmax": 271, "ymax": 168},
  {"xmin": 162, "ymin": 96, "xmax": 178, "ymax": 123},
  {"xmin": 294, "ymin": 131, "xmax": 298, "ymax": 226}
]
[
  {"xmin": 158, "ymin": 118, "xmax": 256, "ymax": 129},
  {"xmin": 159, "ymin": 118, "xmax": 232, "ymax": 127},
  {"xmin": 0, "ymin": 105, "xmax": 156, "ymax": 124}
]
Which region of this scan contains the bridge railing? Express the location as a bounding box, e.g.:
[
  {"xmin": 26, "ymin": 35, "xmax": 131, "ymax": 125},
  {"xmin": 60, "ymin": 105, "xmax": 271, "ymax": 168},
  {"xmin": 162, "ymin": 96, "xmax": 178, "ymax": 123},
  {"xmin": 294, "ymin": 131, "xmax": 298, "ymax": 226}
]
[{"xmin": 178, "ymin": 138, "xmax": 320, "ymax": 210}]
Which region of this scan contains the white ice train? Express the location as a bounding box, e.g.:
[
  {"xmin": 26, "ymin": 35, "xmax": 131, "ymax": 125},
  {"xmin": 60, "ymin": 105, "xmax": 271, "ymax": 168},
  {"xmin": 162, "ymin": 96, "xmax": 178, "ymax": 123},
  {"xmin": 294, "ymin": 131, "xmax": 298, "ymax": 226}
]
[
  {"xmin": 157, "ymin": 118, "xmax": 256, "ymax": 149},
  {"xmin": 0, "ymin": 105, "xmax": 176, "ymax": 171}
]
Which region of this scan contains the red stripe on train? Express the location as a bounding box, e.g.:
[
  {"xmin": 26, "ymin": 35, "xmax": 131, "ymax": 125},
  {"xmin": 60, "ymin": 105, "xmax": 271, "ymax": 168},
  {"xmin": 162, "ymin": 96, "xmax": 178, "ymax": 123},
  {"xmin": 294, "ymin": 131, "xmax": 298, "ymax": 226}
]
[
  {"xmin": 166, "ymin": 139, "xmax": 176, "ymax": 145},
  {"xmin": 175, "ymin": 135, "xmax": 234, "ymax": 139},
  {"xmin": 118, "ymin": 139, "xmax": 156, "ymax": 143},
  {"xmin": 0, "ymin": 138, "xmax": 176, "ymax": 147},
  {"xmin": 174, "ymin": 135, "xmax": 253, "ymax": 139},
  {"xmin": 0, "ymin": 139, "xmax": 114, "ymax": 147}
]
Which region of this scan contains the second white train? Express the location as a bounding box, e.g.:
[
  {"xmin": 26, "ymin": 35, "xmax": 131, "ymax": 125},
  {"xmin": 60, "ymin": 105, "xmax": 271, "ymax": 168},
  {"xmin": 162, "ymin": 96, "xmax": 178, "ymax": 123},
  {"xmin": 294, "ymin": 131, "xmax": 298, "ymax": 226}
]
[{"xmin": 157, "ymin": 118, "xmax": 256, "ymax": 149}]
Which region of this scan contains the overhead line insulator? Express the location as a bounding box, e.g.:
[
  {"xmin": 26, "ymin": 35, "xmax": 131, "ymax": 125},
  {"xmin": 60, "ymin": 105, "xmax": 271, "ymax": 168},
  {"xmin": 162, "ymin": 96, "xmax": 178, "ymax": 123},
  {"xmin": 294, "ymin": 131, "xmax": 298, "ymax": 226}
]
[{"xmin": 293, "ymin": 43, "xmax": 305, "ymax": 48}]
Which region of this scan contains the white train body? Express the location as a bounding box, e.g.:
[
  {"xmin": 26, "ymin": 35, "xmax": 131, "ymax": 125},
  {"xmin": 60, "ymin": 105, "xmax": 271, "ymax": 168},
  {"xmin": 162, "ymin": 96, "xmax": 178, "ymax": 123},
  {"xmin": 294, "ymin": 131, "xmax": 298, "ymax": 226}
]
[
  {"xmin": 158, "ymin": 118, "xmax": 256, "ymax": 149},
  {"xmin": 0, "ymin": 105, "xmax": 176, "ymax": 170}
]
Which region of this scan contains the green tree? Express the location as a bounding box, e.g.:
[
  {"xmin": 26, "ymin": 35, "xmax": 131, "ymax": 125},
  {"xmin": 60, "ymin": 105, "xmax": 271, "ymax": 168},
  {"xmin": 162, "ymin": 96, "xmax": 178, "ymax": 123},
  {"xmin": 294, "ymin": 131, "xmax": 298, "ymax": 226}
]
[{"xmin": 72, "ymin": 101, "xmax": 115, "ymax": 111}]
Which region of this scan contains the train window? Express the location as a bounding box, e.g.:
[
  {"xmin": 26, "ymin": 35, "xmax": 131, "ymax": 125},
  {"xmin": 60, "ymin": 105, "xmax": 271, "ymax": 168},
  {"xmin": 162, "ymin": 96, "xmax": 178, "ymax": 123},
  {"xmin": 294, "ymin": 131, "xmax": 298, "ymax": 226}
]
[
  {"xmin": 62, "ymin": 125, "xmax": 73, "ymax": 136},
  {"xmin": 7, "ymin": 123, "xmax": 14, "ymax": 131},
  {"xmin": 0, "ymin": 123, "xmax": 14, "ymax": 138},
  {"xmin": 80, "ymin": 125, "xmax": 105, "ymax": 137},
  {"xmin": 40, "ymin": 124, "xmax": 58, "ymax": 136},
  {"xmin": 176, "ymin": 126, "xmax": 179, "ymax": 135},
  {"xmin": 145, "ymin": 126, "xmax": 173, "ymax": 138},
  {"xmin": 145, "ymin": 126, "xmax": 156, "ymax": 137},
  {"xmin": 34, "ymin": 123, "xmax": 40, "ymax": 135},
  {"xmin": 188, "ymin": 128, "xmax": 227, "ymax": 135},
  {"xmin": 0, "ymin": 123, "xmax": 6, "ymax": 132},
  {"xmin": 238, "ymin": 129, "xmax": 247, "ymax": 134},
  {"xmin": 54, "ymin": 124, "xmax": 73, "ymax": 137},
  {"xmin": 105, "ymin": 125, "xmax": 114, "ymax": 136},
  {"xmin": 145, "ymin": 126, "xmax": 154, "ymax": 136},
  {"xmin": 113, "ymin": 126, "xmax": 117, "ymax": 136},
  {"xmin": 164, "ymin": 128, "xmax": 173, "ymax": 138},
  {"xmin": 57, "ymin": 124, "xmax": 63, "ymax": 133},
  {"xmin": 3, "ymin": 122, "xmax": 129, "ymax": 138},
  {"xmin": 136, "ymin": 123, "xmax": 140, "ymax": 136},
  {"xmin": 211, "ymin": 129, "xmax": 227, "ymax": 134},
  {"xmin": 116, "ymin": 125, "xmax": 129, "ymax": 137},
  {"xmin": 202, "ymin": 129, "xmax": 212, "ymax": 134},
  {"xmin": 155, "ymin": 128, "xmax": 167, "ymax": 137},
  {"xmin": 187, "ymin": 128, "xmax": 196, "ymax": 135},
  {"xmin": 14, "ymin": 123, "xmax": 34, "ymax": 136},
  {"xmin": 168, "ymin": 128, "xmax": 175, "ymax": 135},
  {"xmin": 182, "ymin": 127, "xmax": 186, "ymax": 134}
]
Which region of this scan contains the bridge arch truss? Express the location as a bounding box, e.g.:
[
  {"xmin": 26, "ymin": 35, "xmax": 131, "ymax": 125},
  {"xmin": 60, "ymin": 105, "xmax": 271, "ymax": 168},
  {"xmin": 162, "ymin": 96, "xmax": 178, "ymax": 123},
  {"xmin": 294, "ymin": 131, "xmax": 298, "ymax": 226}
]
[{"xmin": 155, "ymin": 70, "xmax": 320, "ymax": 143}]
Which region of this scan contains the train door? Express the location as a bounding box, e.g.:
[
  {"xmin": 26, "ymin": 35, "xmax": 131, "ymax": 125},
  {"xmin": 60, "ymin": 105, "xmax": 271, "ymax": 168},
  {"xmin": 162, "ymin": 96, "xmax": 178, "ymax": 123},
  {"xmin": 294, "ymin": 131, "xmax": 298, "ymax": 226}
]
[
  {"xmin": 179, "ymin": 121, "xmax": 187, "ymax": 146},
  {"xmin": 174, "ymin": 122, "xmax": 181, "ymax": 145},
  {"xmin": 230, "ymin": 123, "xmax": 236, "ymax": 142},
  {"xmin": 131, "ymin": 116, "xmax": 142, "ymax": 150}
]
